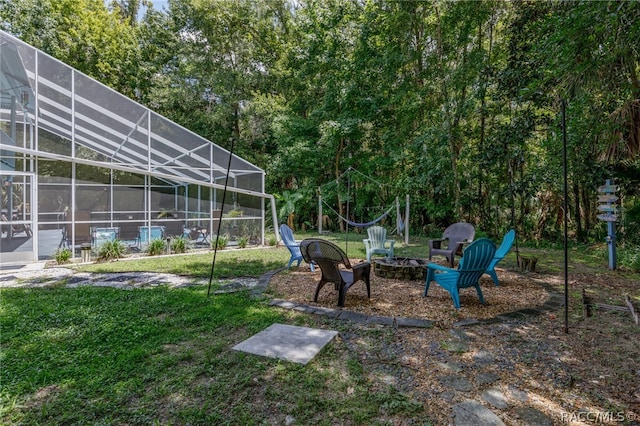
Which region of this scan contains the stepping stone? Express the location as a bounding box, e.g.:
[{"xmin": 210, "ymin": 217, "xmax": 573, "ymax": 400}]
[
  {"xmin": 449, "ymin": 329, "xmax": 471, "ymax": 341},
  {"xmin": 104, "ymin": 275, "xmax": 136, "ymax": 282},
  {"xmin": 439, "ymin": 374, "xmax": 474, "ymax": 392},
  {"xmin": 232, "ymin": 323, "xmax": 338, "ymax": 365},
  {"xmin": 444, "ymin": 340, "xmax": 469, "ymax": 353},
  {"xmin": 472, "ymin": 349, "xmax": 496, "ymax": 365},
  {"xmin": 515, "ymin": 407, "xmax": 553, "ymax": 426},
  {"xmin": 66, "ymin": 276, "xmax": 90, "ymax": 284},
  {"xmin": 435, "ymin": 361, "xmax": 464, "ymax": 373},
  {"xmin": 508, "ymin": 385, "xmax": 529, "ymax": 402},
  {"xmin": 482, "ymin": 388, "xmax": 509, "ymax": 409},
  {"xmin": 476, "ymin": 372, "xmax": 500, "ymax": 385},
  {"xmin": 453, "ymin": 400, "xmax": 505, "ymax": 426}
]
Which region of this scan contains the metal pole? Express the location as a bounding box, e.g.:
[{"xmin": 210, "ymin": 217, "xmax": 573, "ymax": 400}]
[
  {"xmin": 208, "ymin": 138, "xmax": 235, "ymax": 297},
  {"xmin": 345, "ymin": 170, "xmax": 350, "ymax": 253},
  {"xmin": 562, "ymin": 99, "xmax": 569, "ymax": 334}
]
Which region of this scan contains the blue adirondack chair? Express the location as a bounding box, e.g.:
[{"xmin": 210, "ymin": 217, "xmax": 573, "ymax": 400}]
[
  {"xmin": 423, "ymin": 238, "xmax": 497, "ymax": 309},
  {"xmin": 279, "ymin": 224, "xmax": 315, "ymax": 271},
  {"xmin": 485, "ymin": 230, "xmax": 516, "ymax": 286},
  {"xmin": 363, "ymin": 225, "xmax": 395, "ymax": 262}
]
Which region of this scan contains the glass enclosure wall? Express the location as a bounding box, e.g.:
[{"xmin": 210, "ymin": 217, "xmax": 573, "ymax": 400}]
[{"xmin": 1, "ymin": 31, "xmax": 269, "ymax": 263}]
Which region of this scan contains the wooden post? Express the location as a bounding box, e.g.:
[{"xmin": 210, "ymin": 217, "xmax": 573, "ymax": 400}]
[
  {"xmin": 405, "ymin": 194, "xmax": 410, "ymax": 245},
  {"xmin": 318, "ymin": 192, "xmax": 322, "ymax": 234}
]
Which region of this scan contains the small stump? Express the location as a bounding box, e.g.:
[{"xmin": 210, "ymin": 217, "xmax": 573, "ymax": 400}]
[
  {"xmin": 373, "ymin": 257, "xmax": 427, "ymax": 281},
  {"xmin": 518, "ymin": 255, "xmax": 538, "ymax": 272}
]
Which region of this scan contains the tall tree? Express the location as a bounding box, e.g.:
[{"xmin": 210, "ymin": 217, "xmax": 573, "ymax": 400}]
[{"xmin": 1, "ymin": 0, "xmax": 141, "ymax": 98}]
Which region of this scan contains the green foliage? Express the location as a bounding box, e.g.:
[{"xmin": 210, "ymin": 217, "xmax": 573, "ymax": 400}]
[
  {"xmin": 54, "ymin": 247, "xmax": 72, "ymax": 264},
  {"xmin": 237, "ymin": 236, "xmax": 248, "ymax": 249},
  {"xmin": 170, "ymin": 236, "xmax": 188, "ymax": 254},
  {"xmin": 0, "ymin": 0, "xmax": 142, "ymax": 98},
  {"xmin": 619, "ymin": 247, "xmax": 640, "ymax": 273},
  {"xmin": 267, "ymin": 235, "xmax": 277, "ymax": 246},
  {"xmin": 96, "ymin": 239, "xmax": 128, "ymax": 262},
  {"xmin": 212, "ymin": 235, "xmax": 228, "ymax": 250},
  {"xmin": 146, "ymin": 238, "xmax": 166, "ymax": 256},
  {"xmin": 3, "ymin": 0, "xmax": 639, "ymax": 247},
  {"xmin": 621, "ymin": 199, "xmax": 640, "ymax": 246},
  {"xmin": 274, "ymin": 190, "xmax": 304, "ymax": 223}
]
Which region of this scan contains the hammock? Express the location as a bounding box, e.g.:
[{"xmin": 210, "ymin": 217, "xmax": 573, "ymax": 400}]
[{"xmin": 322, "ymin": 201, "xmax": 396, "ymax": 228}]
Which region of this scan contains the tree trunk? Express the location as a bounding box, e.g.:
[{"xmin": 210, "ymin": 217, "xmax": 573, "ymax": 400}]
[{"xmin": 336, "ymin": 137, "xmax": 346, "ymax": 232}]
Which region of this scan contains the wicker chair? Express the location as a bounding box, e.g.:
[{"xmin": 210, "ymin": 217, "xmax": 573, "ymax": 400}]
[{"xmin": 300, "ymin": 238, "xmax": 370, "ymax": 307}]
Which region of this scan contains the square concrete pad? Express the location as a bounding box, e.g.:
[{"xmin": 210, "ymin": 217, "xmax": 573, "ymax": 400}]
[{"xmin": 232, "ymin": 323, "xmax": 339, "ymax": 365}]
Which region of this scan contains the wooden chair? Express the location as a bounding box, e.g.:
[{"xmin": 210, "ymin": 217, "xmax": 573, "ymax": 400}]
[
  {"xmin": 363, "ymin": 225, "xmax": 395, "ymax": 262},
  {"xmin": 428, "ymin": 222, "xmax": 475, "ymax": 267},
  {"xmin": 300, "ymin": 238, "xmax": 370, "ymax": 307},
  {"xmin": 424, "ymin": 238, "xmax": 496, "ymax": 309}
]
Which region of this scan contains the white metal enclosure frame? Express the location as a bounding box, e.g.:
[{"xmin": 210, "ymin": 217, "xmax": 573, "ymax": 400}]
[{"xmin": 0, "ymin": 30, "xmax": 278, "ymax": 264}]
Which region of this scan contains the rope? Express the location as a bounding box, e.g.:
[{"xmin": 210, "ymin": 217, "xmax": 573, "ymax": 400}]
[
  {"xmin": 318, "ymin": 166, "xmax": 398, "ymax": 192},
  {"xmin": 321, "ymin": 201, "xmax": 395, "ymax": 228}
]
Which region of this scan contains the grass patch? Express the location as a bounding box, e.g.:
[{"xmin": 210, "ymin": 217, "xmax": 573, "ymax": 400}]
[{"xmin": 1, "ymin": 274, "xmax": 429, "ymax": 424}]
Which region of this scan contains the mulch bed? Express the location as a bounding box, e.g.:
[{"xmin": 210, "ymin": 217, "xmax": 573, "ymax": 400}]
[
  {"xmin": 266, "ymin": 261, "xmax": 640, "ymax": 425},
  {"xmin": 267, "ymin": 261, "xmax": 551, "ymax": 327}
]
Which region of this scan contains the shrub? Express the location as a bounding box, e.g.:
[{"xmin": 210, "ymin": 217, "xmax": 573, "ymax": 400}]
[
  {"xmin": 171, "ymin": 236, "xmax": 188, "ymax": 254},
  {"xmin": 238, "ymin": 236, "xmax": 248, "ymax": 249},
  {"xmin": 267, "ymin": 235, "xmax": 277, "ymax": 246},
  {"xmin": 54, "ymin": 247, "xmax": 72, "ymax": 264},
  {"xmin": 96, "ymin": 239, "xmax": 128, "ymax": 262},
  {"xmin": 146, "ymin": 238, "xmax": 167, "ymax": 256},
  {"xmin": 212, "ymin": 235, "xmax": 228, "ymax": 250},
  {"xmin": 619, "ymin": 246, "xmax": 640, "ymax": 273}
]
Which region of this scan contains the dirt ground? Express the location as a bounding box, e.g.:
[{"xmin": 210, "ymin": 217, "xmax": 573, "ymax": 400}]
[{"xmin": 267, "ymin": 261, "xmax": 640, "ymax": 425}]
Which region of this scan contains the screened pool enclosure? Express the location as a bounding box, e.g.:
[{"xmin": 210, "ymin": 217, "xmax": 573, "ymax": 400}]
[{"xmin": 1, "ymin": 30, "xmax": 276, "ymax": 264}]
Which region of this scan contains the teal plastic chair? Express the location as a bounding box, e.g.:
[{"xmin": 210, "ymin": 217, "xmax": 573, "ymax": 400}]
[
  {"xmin": 138, "ymin": 226, "xmax": 165, "ymax": 244},
  {"xmin": 92, "ymin": 227, "xmax": 119, "ymax": 248},
  {"xmin": 485, "ymin": 230, "xmax": 516, "ymax": 286},
  {"xmin": 423, "ymin": 238, "xmax": 497, "ymax": 309},
  {"xmin": 279, "ymin": 224, "xmax": 315, "ymax": 271},
  {"xmin": 363, "ymin": 226, "xmax": 395, "ymax": 262}
]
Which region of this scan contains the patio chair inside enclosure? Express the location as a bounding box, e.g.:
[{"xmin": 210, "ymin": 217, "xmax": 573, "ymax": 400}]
[
  {"xmin": 279, "ymin": 224, "xmax": 315, "ymax": 271},
  {"xmin": 300, "ymin": 238, "xmax": 371, "ymax": 307},
  {"xmin": 428, "ymin": 222, "xmax": 476, "ymax": 268},
  {"xmin": 63, "ymin": 211, "xmax": 92, "ymax": 247},
  {"xmin": 92, "ymin": 227, "xmax": 119, "ymax": 248},
  {"xmin": 485, "ymin": 229, "xmax": 516, "ymax": 286},
  {"xmin": 424, "ymin": 238, "xmax": 497, "ymax": 309},
  {"xmin": 138, "ymin": 226, "xmax": 165, "ymax": 245},
  {"xmin": 363, "ymin": 226, "xmax": 395, "ymax": 262}
]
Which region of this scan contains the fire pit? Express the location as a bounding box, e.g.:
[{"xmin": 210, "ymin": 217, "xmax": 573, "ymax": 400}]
[{"xmin": 373, "ymin": 257, "xmax": 427, "ymax": 281}]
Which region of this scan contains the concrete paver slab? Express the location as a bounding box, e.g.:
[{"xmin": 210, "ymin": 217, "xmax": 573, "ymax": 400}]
[{"xmin": 232, "ymin": 323, "xmax": 338, "ymax": 365}]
